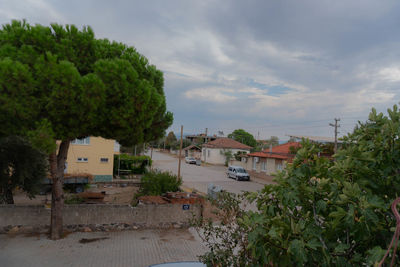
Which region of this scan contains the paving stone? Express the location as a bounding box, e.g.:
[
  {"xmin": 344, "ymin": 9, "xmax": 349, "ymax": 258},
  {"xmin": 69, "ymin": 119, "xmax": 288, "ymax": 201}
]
[{"xmin": 0, "ymin": 228, "xmax": 207, "ymax": 267}]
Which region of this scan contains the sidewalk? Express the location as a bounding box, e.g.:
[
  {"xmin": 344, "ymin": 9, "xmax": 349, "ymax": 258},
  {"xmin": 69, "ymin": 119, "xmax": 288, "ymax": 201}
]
[{"xmin": 0, "ymin": 228, "xmax": 207, "ymax": 267}]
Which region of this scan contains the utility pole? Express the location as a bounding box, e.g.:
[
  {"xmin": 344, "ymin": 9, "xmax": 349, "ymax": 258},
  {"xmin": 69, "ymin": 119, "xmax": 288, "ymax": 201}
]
[
  {"xmin": 329, "ymin": 118, "xmax": 340, "ymax": 154},
  {"xmin": 177, "ymin": 125, "xmax": 183, "ymax": 180},
  {"xmin": 150, "ymin": 146, "xmax": 153, "ymax": 170}
]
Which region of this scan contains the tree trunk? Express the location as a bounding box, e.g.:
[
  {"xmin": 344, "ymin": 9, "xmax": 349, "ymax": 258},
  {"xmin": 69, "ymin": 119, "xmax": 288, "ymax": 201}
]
[
  {"xmin": 49, "ymin": 140, "xmax": 70, "ymax": 240},
  {"xmin": 0, "ymin": 184, "xmax": 14, "ymax": 204},
  {"xmin": 5, "ymin": 185, "xmax": 14, "ymax": 204}
]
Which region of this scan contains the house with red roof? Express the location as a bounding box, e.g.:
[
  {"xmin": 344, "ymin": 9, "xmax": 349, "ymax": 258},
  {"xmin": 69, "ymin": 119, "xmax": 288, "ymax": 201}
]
[
  {"xmin": 183, "ymin": 144, "xmax": 201, "ymax": 159},
  {"xmin": 202, "ymin": 138, "xmax": 252, "ymax": 165},
  {"xmin": 244, "ymin": 142, "xmax": 301, "ymax": 176}
]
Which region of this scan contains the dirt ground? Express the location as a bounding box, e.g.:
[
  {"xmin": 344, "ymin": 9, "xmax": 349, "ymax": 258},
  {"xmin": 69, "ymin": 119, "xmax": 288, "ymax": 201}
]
[{"xmin": 12, "ymin": 185, "xmax": 139, "ymax": 205}]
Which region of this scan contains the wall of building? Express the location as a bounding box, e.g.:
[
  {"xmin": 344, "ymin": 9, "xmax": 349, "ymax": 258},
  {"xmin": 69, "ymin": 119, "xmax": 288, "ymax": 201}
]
[
  {"xmin": 66, "ymin": 137, "xmax": 115, "ymax": 182},
  {"xmin": 0, "ymin": 203, "xmax": 201, "ymax": 230},
  {"xmin": 185, "ymin": 150, "xmax": 201, "ymax": 159},
  {"xmin": 246, "ymin": 157, "xmax": 284, "ymax": 175},
  {"xmin": 201, "ymin": 148, "xmax": 249, "ymax": 165}
]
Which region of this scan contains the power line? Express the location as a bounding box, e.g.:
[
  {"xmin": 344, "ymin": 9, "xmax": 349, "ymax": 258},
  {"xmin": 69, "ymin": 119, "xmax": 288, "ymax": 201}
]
[{"xmin": 172, "ymin": 116, "xmax": 366, "ymax": 137}]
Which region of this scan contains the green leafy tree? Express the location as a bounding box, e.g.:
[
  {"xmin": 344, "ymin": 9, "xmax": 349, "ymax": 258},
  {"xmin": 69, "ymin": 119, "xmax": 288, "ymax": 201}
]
[
  {"xmin": 165, "ymin": 131, "xmax": 177, "ymax": 149},
  {"xmin": 195, "ymin": 105, "xmax": 400, "ymax": 266},
  {"xmin": 228, "ymin": 129, "xmax": 257, "ymax": 147},
  {"xmin": 256, "ymin": 136, "xmax": 279, "ymax": 151},
  {"xmin": 220, "ymin": 149, "xmax": 233, "ymax": 166},
  {"xmin": 0, "ymin": 20, "xmax": 173, "ymax": 239},
  {"xmin": 194, "ymin": 136, "xmax": 205, "ymax": 145},
  {"xmin": 0, "ymin": 136, "xmax": 47, "ymax": 204}
]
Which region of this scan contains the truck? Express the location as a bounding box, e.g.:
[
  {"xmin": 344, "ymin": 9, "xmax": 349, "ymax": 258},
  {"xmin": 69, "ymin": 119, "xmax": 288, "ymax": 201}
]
[{"xmin": 41, "ymin": 173, "xmax": 92, "ymax": 194}]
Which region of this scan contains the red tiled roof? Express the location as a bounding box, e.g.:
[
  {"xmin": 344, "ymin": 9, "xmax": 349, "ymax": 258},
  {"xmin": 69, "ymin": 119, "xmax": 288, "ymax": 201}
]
[
  {"xmin": 202, "ymin": 138, "xmax": 252, "ymax": 150},
  {"xmin": 247, "ymin": 142, "xmax": 301, "ymax": 160},
  {"xmin": 248, "ymin": 151, "xmax": 289, "ymax": 160},
  {"xmin": 266, "ymin": 142, "xmax": 300, "ymax": 153}
]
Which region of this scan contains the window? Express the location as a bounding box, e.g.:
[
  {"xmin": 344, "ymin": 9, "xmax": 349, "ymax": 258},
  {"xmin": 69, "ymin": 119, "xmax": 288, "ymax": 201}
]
[
  {"xmin": 207, "ymin": 150, "xmax": 210, "ymax": 157},
  {"xmin": 114, "ymin": 141, "xmax": 121, "ymax": 152},
  {"xmin": 100, "ymin": 158, "xmax": 109, "ymax": 163},
  {"xmin": 77, "ymin": 157, "xmax": 88, "ymax": 162},
  {"xmin": 261, "ymin": 161, "xmax": 267, "ymax": 171},
  {"xmin": 252, "ymin": 158, "xmax": 257, "ymax": 170},
  {"xmin": 71, "ymin": 137, "xmax": 90, "ymax": 145},
  {"xmin": 277, "ymin": 164, "xmax": 283, "ymax": 171}
]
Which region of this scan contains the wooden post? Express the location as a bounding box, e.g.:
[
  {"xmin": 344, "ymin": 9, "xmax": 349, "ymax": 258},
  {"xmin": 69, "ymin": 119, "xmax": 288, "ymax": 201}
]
[
  {"xmin": 178, "ymin": 125, "xmax": 183, "ymax": 180},
  {"xmin": 329, "ymin": 118, "xmax": 340, "ymax": 154}
]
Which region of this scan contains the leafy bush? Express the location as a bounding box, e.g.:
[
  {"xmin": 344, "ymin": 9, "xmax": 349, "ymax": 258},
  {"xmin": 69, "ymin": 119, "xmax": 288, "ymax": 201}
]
[
  {"xmin": 64, "ymin": 195, "xmax": 84, "ymax": 204},
  {"xmin": 195, "ymin": 105, "xmax": 400, "ymax": 266},
  {"xmin": 139, "ymin": 170, "xmax": 181, "ymax": 196},
  {"xmin": 113, "ymin": 154, "xmax": 152, "ymax": 175}
]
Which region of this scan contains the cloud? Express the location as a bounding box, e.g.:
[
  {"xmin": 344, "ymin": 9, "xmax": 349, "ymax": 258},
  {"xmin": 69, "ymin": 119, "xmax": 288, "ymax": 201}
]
[
  {"xmin": 378, "ymin": 67, "xmax": 400, "ymax": 82},
  {"xmin": 2, "ymin": 0, "xmax": 400, "ymax": 138},
  {"xmin": 184, "ymin": 87, "xmax": 237, "ymax": 103}
]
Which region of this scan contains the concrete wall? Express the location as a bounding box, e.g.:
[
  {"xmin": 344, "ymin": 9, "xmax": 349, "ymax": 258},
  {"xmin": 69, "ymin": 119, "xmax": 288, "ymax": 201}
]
[
  {"xmin": 0, "ymin": 203, "xmax": 201, "ymax": 228},
  {"xmin": 66, "ymin": 137, "xmax": 115, "ymax": 179}
]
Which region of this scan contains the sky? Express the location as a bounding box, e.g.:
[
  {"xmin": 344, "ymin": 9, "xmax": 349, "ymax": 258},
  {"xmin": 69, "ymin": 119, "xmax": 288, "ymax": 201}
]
[{"xmin": 1, "ymin": 0, "xmax": 400, "ymax": 140}]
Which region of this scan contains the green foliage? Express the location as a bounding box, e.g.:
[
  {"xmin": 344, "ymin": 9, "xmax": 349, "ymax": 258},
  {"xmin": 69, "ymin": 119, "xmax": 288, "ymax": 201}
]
[
  {"xmin": 165, "ymin": 131, "xmax": 177, "ymax": 149},
  {"xmin": 234, "ymin": 151, "xmax": 247, "ymax": 161},
  {"xmin": 193, "ymin": 192, "xmax": 253, "ymax": 266},
  {"xmin": 64, "ymin": 195, "xmax": 84, "ymax": 204},
  {"xmin": 255, "ymin": 136, "xmax": 280, "ymax": 152},
  {"xmin": 0, "ymin": 20, "xmax": 173, "ymax": 147},
  {"xmin": 114, "ymin": 154, "xmax": 152, "ymax": 175},
  {"xmin": 228, "ymin": 129, "xmax": 257, "ymax": 148},
  {"xmin": 0, "ymin": 136, "xmax": 47, "ymax": 203},
  {"xmin": 196, "ymin": 105, "xmax": 400, "ymax": 266},
  {"xmin": 220, "ymin": 149, "xmax": 233, "ymax": 166},
  {"xmin": 139, "ymin": 170, "xmax": 182, "ymax": 196}
]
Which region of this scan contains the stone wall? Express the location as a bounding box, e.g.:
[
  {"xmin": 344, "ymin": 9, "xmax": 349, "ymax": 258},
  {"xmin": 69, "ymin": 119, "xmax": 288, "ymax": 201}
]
[{"xmin": 0, "ymin": 203, "xmax": 201, "ymax": 232}]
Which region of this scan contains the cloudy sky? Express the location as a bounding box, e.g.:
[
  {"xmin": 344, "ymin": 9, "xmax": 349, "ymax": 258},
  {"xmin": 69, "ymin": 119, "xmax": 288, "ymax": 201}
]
[{"xmin": 1, "ymin": 0, "xmax": 400, "ymax": 140}]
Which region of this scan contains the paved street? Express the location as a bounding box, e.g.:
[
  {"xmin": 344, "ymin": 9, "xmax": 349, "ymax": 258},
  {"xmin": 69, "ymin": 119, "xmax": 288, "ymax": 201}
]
[
  {"xmin": 0, "ymin": 229, "xmax": 206, "ymax": 267},
  {"xmin": 150, "ymin": 151, "xmax": 268, "ymax": 195}
]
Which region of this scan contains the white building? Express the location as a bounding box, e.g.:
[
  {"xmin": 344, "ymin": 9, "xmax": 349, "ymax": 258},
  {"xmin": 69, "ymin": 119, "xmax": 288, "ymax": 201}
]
[{"xmin": 201, "ymin": 138, "xmax": 251, "ymax": 165}]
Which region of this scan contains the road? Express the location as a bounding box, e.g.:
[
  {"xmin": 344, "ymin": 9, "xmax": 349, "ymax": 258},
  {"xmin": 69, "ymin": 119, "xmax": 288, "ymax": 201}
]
[{"xmin": 150, "ymin": 151, "xmax": 268, "ymax": 195}]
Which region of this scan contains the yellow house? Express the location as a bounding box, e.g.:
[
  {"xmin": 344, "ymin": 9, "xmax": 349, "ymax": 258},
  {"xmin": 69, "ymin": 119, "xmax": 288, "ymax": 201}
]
[{"xmin": 65, "ymin": 137, "xmax": 120, "ymax": 182}]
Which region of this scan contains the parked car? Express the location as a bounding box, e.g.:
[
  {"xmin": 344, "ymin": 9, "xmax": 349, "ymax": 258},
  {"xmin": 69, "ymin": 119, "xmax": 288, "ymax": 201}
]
[
  {"xmin": 185, "ymin": 157, "xmax": 197, "ymax": 164},
  {"xmin": 227, "ymin": 166, "xmax": 250, "ymax": 181}
]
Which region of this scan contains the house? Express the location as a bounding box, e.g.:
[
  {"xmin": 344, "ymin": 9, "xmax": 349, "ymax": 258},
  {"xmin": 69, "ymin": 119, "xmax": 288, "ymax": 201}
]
[
  {"xmin": 244, "ymin": 142, "xmax": 301, "ymax": 177},
  {"xmin": 65, "ymin": 137, "xmax": 120, "ymax": 182},
  {"xmin": 183, "ymin": 144, "xmax": 201, "ymax": 159},
  {"xmin": 202, "ymin": 138, "xmax": 251, "ymax": 165},
  {"xmin": 185, "ymin": 134, "xmax": 217, "ymax": 144}
]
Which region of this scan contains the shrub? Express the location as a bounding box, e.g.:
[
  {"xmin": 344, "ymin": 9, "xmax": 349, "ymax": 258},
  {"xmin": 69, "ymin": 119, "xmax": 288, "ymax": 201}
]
[
  {"xmin": 139, "ymin": 170, "xmax": 182, "ymax": 196},
  {"xmin": 113, "ymin": 154, "xmax": 152, "ymax": 175},
  {"xmin": 64, "ymin": 195, "xmax": 84, "ymax": 204},
  {"xmin": 195, "ymin": 105, "xmax": 400, "ymax": 266}
]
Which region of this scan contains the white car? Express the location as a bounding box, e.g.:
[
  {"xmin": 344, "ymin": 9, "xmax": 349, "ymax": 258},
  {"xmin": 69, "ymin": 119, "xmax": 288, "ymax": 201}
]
[
  {"xmin": 227, "ymin": 166, "xmax": 250, "ymax": 181},
  {"xmin": 185, "ymin": 157, "xmax": 197, "ymax": 164}
]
